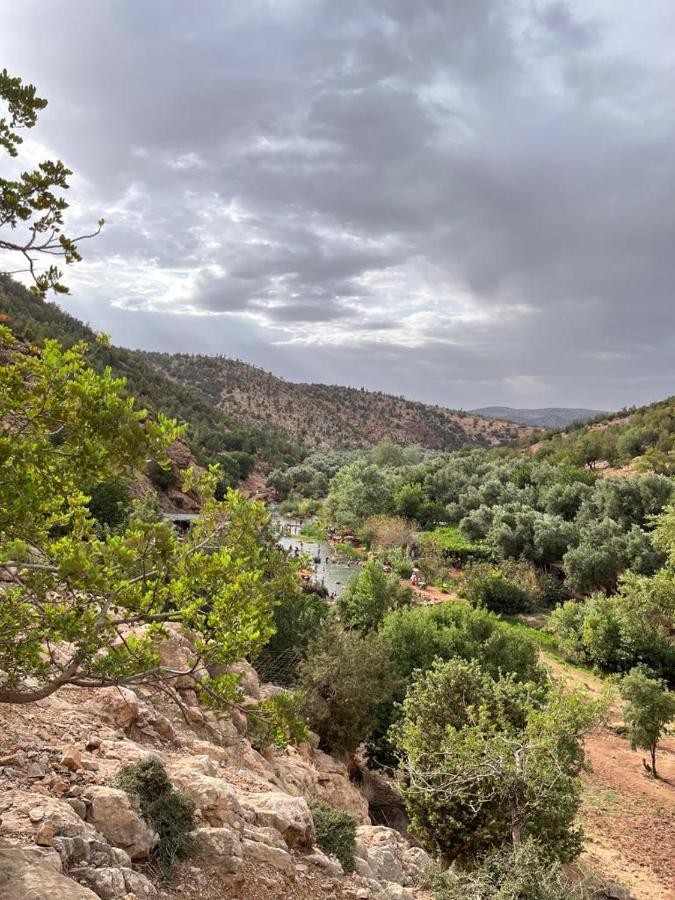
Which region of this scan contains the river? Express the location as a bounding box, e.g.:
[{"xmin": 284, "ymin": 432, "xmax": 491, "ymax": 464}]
[{"xmin": 271, "ymin": 511, "xmax": 357, "ymax": 597}]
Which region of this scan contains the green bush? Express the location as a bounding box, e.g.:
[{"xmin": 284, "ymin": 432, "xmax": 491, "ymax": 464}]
[
  {"xmin": 254, "ymin": 588, "xmax": 329, "ymax": 685},
  {"xmin": 117, "ymin": 758, "xmax": 196, "ymax": 874},
  {"xmin": 463, "ymin": 563, "xmax": 531, "ymax": 613},
  {"xmin": 146, "ymin": 459, "xmax": 176, "ymax": 488},
  {"xmin": 336, "ymin": 560, "xmax": 413, "ymax": 633},
  {"xmin": 300, "ymin": 622, "xmax": 394, "ymax": 755},
  {"xmin": 309, "ymin": 801, "xmax": 357, "ymax": 874},
  {"xmin": 300, "ymin": 521, "xmax": 327, "ymax": 541},
  {"xmin": 87, "ymin": 477, "xmax": 133, "ymax": 530},
  {"xmin": 247, "ymin": 690, "xmax": 310, "ymax": 751},
  {"xmin": 426, "ymin": 840, "xmax": 591, "ymax": 899}
]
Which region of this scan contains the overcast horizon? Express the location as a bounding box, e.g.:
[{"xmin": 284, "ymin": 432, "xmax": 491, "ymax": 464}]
[{"xmin": 1, "ymin": 1, "xmax": 674, "ymax": 410}]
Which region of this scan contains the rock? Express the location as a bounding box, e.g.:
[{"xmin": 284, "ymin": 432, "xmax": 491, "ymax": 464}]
[
  {"xmin": 168, "ymin": 760, "xmax": 251, "ymax": 829},
  {"xmin": 70, "ymin": 866, "xmax": 127, "ymax": 899},
  {"xmin": 242, "ymin": 792, "xmax": 315, "ymax": 850},
  {"xmin": 35, "ymin": 822, "xmax": 55, "ymax": 847},
  {"xmin": 242, "ymin": 825, "xmax": 287, "ymax": 851},
  {"xmin": 53, "ymin": 836, "xmax": 91, "ymax": 866},
  {"xmin": 305, "ymin": 848, "xmax": 344, "ymax": 877},
  {"xmin": 85, "ymin": 786, "xmax": 156, "ymax": 861},
  {"xmin": 2, "ymin": 791, "xmax": 92, "ymax": 840},
  {"xmin": 0, "ymin": 841, "xmax": 99, "ymax": 899},
  {"xmin": 240, "ymin": 838, "xmax": 293, "ymax": 872},
  {"xmin": 227, "ymin": 661, "xmax": 261, "ymax": 700},
  {"xmin": 122, "ymin": 868, "xmax": 157, "ymax": 898},
  {"xmin": 602, "ymin": 884, "xmax": 636, "ymax": 900},
  {"xmin": 28, "ymin": 806, "xmax": 44, "ymax": 824},
  {"xmin": 91, "ymin": 688, "xmax": 140, "ymax": 730},
  {"xmin": 60, "ymin": 746, "xmax": 82, "ymax": 771},
  {"xmin": 67, "ymin": 798, "xmax": 88, "ymax": 820},
  {"xmin": 87, "ymin": 840, "xmax": 132, "ymax": 868},
  {"xmin": 191, "ymin": 827, "xmax": 242, "ymax": 872},
  {"xmin": 355, "ymin": 826, "xmax": 430, "ymax": 889},
  {"xmin": 0, "ymin": 750, "xmax": 26, "ymax": 768}
]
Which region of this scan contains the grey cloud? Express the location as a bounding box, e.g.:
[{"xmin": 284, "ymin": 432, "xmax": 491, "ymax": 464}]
[{"xmin": 1, "ymin": 0, "xmax": 674, "ymax": 408}]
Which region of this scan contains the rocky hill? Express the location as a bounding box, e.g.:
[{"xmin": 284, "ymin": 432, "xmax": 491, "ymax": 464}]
[
  {"xmin": 471, "ymin": 406, "xmax": 608, "ymax": 429},
  {"xmin": 0, "ymin": 628, "xmax": 431, "ymax": 900},
  {"xmin": 138, "ymin": 352, "xmax": 531, "ymax": 451}
]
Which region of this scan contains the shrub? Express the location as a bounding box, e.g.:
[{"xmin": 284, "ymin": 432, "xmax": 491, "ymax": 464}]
[
  {"xmin": 426, "ymin": 840, "xmax": 591, "ymax": 899},
  {"xmin": 299, "ymin": 622, "xmax": 394, "ymax": 755},
  {"xmin": 87, "ymin": 477, "xmax": 133, "ymax": 530},
  {"xmin": 392, "ymin": 658, "xmax": 599, "ymax": 865},
  {"xmin": 146, "ymin": 459, "xmax": 176, "ymax": 488},
  {"xmin": 309, "ymin": 800, "xmax": 357, "ymax": 873},
  {"xmin": 299, "ymin": 521, "xmax": 327, "ymax": 541},
  {"xmin": 117, "ymin": 758, "xmax": 196, "ymax": 874},
  {"xmin": 619, "ymin": 667, "xmax": 675, "ymax": 777},
  {"xmin": 247, "ymin": 690, "xmax": 310, "ymax": 751},
  {"xmin": 254, "ymin": 588, "xmax": 329, "ymax": 685},
  {"xmin": 463, "ymin": 563, "xmax": 530, "ymax": 613},
  {"xmin": 334, "ymin": 542, "xmax": 362, "ymax": 561},
  {"xmin": 336, "ymin": 560, "xmax": 413, "ymax": 633}
]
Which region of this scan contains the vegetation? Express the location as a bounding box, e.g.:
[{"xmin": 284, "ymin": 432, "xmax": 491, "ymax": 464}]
[
  {"xmin": 335, "ymin": 560, "xmax": 413, "ymax": 633},
  {"xmin": 117, "ymin": 758, "xmax": 196, "ymax": 875},
  {"xmin": 0, "ymin": 325, "xmax": 297, "ymax": 705},
  {"xmin": 619, "ymin": 667, "xmax": 675, "ymax": 777},
  {"xmin": 247, "ymin": 690, "xmax": 310, "ymax": 752},
  {"xmin": 299, "ymin": 622, "xmax": 394, "ymax": 755},
  {"xmin": 253, "ymin": 587, "xmax": 329, "ymax": 685},
  {"xmin": 393, "ymin": 658, "xmax": 601, "ymax": 865},
  {"xmin": 309, "ymin": 801, "xmax": 357, "ymax": 874},
  {"xmin": 0, "ymin": 70, "xmax": 102, "ymax": 296},
  {"xmin": 426, "ymin": 840, "xmax": 591, "ymax": 900}
]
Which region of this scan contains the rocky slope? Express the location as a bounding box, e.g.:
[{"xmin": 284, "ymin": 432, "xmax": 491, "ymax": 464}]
[
  {"xmin": 0, "ymin": 627, "xmax": 431, "ymax": 900},
  {"xmin": 139, "ymin": 352, "xmax": 532, "ymax": 451}
]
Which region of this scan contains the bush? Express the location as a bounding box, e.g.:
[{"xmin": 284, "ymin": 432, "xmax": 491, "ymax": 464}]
[
  {"xmin": 300, "ymin": 521, "xmax": 327, "ymax": 541},
  {"xmin": 336, "ymin": 560, "xmax": 413, "ymax": 633},
  {"xmin": 427, "ymin": 840, "xmax": 591, "ymax": 899},
  {"xmin": 87, "ymin": 477, "xmax": 133, "ymax": 530},
  {"xmin": 463, "ymin": 563, "xmax": 531, "ymax": 613},
  {"xmin": 247, "ymin": 690, "xmax": 310, "ymax": 751},
  {"xmin": 146, "ymin": 458, "xmax": 176, "ymax": 488},
  {"xmin": 300, "ymin": 622, "xmax": 394, "ymax": 755},
  {"xmin": 309, "ymin": 800, "xmax": 357, "ymax": 873},
  {"xmin": 254, "ymin": 589, "xmax": 329, "ymax": 685},
  {"xmin": 117, "ymin": 758, "xmax": 196, "ymax": 874}
]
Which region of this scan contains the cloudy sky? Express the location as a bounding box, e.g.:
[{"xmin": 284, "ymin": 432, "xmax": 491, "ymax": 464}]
[{"xmin": 1, "ymin": 0, "xmax": 674, "ymax": 410}]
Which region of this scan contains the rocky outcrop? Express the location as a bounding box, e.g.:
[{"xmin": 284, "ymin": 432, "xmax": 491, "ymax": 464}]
[
  {"xmin": 85, "ymin": 785, "xmax": 157, "ymax": 861},
  {"xmin": 0, "ymin": 842, "xmax": 99, "ymax": 899}
]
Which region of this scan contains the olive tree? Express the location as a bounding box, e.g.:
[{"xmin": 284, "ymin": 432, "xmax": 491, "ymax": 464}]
[{"xmin": 620, "ymin": 667, "xmax": 675, "ymax": 777}]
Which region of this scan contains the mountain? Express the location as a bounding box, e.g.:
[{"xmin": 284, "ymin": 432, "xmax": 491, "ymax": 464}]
[
  {"xmin": 0, "ymin": 277, "xmax": 299, "ymax": 475},
  {"xmin": 137, "ymin": 352, "xmax": 533, "ymax": 451},
  {"xmin": 471, "ymin": 406, "xmax": 608, "ymax": 429}
]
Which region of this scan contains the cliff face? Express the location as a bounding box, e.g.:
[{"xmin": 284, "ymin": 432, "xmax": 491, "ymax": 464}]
[{"xmin": 0, "ymin": 627, "xmax": 431, "ymax": 900}]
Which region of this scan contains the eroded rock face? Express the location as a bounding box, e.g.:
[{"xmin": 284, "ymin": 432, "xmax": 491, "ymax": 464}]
[
  {"xmin": 85, "ymin": 785, "xmax": 157, "ymax": 861},
  {"xmin": 355, "ymin": 825, "xmax": 430, "ymax": 888},
  {"xmin": 0, "ymin": 843, "xmax": 98, "ymax": 899}
]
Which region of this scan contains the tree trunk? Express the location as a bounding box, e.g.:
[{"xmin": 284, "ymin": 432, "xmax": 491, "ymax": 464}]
[{"xmin": 651, "ymin": 744, "xmax": 657, "ymax": 778}]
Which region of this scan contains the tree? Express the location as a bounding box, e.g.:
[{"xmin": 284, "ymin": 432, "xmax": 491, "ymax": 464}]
[
  {"xmin": 392, "ymin": 658, "xmax": 600, "ymax": 865},
  {"xmin": 0, "ymin": 327, "xmax": 297, "ymax": 705},
  {"xmin": 326, "ymin": 459, "xmax": 390, "ymax": 530},
  {"xmin": 361, "ymin": 514, "xmax": 417, "ymax": 550},
  {"xmin": 619, "ymin": 667, "xmax": 675, "ymax": 777},
  {"xmin": 335, "ymin": 560, "xmax": 413, "ymax": 633},
  {"xmin": 299, "ymin": 622, "xmax": 394, "ymax": 755},
  {"xmin": 0, "ymin": 70, "xmax": 102, "ymax": 296}
]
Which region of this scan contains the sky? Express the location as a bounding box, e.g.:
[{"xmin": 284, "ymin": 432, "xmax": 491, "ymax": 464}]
[{"xmin": 1, "ymin": 0, "xmax": 674, "ymax": 410}]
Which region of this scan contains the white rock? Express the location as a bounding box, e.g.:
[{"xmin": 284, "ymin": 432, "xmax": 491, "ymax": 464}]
[
  {"xmin": 242, "ymin": 791, "xmax": 315, "ymax": 850},
  {"xmin": 0, "ymin": 842, "xmax": 98, "ymax": 899},
  {"xmin": 191, "ymin": 826, "xmax": 242, "ymax": 873},
  {"xmin": 85, "ymin": 786, "xmax": 157, "ymax": 861},
  {"xmin": 240, "ymin": 837, "xmax": 293, "ymax": 872}
]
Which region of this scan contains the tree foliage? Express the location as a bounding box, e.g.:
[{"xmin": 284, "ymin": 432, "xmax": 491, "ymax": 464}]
[
  {"xmin": 0, "ymin": 70, "xmax": 102, "ymax": 296},
  {"xmin": 335, "ymin": 560, "xmax": 413, "ymax": 633},
  {"xmin": 619, "ymin": 667, "xmax": 675, "ymax": 777}
]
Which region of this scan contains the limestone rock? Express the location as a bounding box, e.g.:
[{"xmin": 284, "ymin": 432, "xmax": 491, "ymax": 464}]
[
  {"xmin": 91, "ymin": 688, "xmax": 140, "ymax": 730},
  {"xmin": 355, "ymin": 826, "xmax": 430, "ymax": 889},
  {"xmin": 242, "ymin": 792, "xmax": 315, "ymax": 850},
  {"xmin": 227, "ymin": 661, "xmax": 261, "ymax": 700},
  {"xmin": 122, "ymin": 868, "xmax": 157, "ymax": 898},
  {"xmin": 0, "ymin": 842, "xmax": 98, "ymax": 899},
  {"xmin": 85, "ymin": 786, "xmax": 156, "ymax": 861},
  {"xmin": 240, "ymin": 838, "xmax": 293, "ymax": 872},
  {"xmin": 168, "ymin": 759, "xmax": 252, "ymax": 829},
  {"xmin": 2, "ymin": 791, "xmax": 92, "ymax": 840},
  {"xmin": 191, "ymin": 827, "xmax": 242, "ymax": 872},
  {"xmin": 60, "ymin": 746, "xmax": 82, "ymax": 771},
  {"xmin": 70, "ymin": 866, "xmax": 127, "ymax": 899}
]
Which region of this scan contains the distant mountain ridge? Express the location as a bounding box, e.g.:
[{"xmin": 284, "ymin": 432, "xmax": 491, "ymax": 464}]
[
  {"xmin": 471, "ymin": 406, "xmax": 609, "ymax": 429},
  {"xmin": 139, "ymin": 352, "xmax": 533, "ymax": 451}
]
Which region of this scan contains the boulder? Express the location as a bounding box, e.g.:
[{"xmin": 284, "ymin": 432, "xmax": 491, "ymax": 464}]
[
  {"xmin": 85, "ymin": 786, "xmax": 156, "ymax": 861},
  {"xmin": 2, "ymin": 791, "xmax": 92, "ymax": 840},
  {"xmin": 191, "ymin": 827, "xmax": 242, "ymax": 872},
  {"xmin": 227, "ymin": 661, "xmax": 261, "ymax": 700},
  {"xmin": 240, "ymin": 838, "xmax": 293, "ymax": 872},
  {"xmin": 355, "ymin": 826, "xmax": 430, "ymax": 888},
  {"xmin": 242, "ymin": 792, "xmax": 315, "ymax": 850},
  {"xmin": 168, "ymin": 759, "xmax": 252, "ymax": 829},
  {"xmin": 122, "ymin": 868, "xmax": 157, "ymax": 898},
  {"xmin": 90, "ymin": 687, "xmax": 140, "ymax": 730},
  {"xmin": 0, "ymin": 842, "xmax": 99, "ymax": 899},
  {"xmin": 69, "ymin": 866, "xmax": 127, "ymax": 900}
]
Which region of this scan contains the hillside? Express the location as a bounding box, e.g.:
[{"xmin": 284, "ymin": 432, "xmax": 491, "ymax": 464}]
[
  {"xmin": 139, "ymin": 352, "xmax": 532, "ymax": 451},
  {"xmin": 0, "ymin": 278, "xmax": 300, "ymax": 477},
  {"xmin": 471, "ymin": 406, "xmax": 608, "ymax": 429},
  {"xmin": 527, "ymin": 395, "xmax": 675, "ymax": 474}
]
